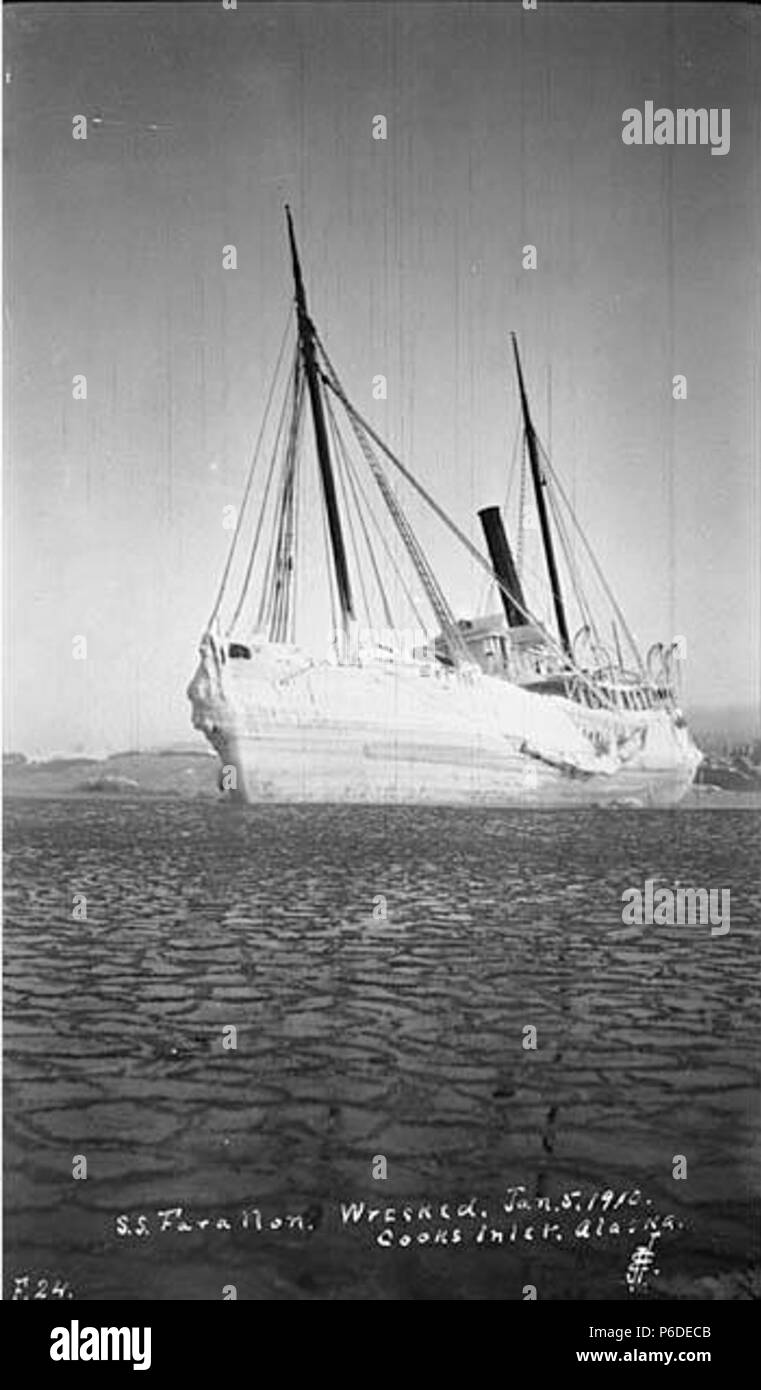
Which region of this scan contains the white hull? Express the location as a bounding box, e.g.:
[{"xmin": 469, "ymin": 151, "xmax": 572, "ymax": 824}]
[{"xmin": 188, "ymin": 640, "xmax": 701, "ymax": 807}]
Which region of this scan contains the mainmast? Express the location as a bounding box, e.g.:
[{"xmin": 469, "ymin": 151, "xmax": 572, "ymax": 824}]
[
  {"xmin": 511, "ymin": 333, "xmax": 571, "ymax": 657},
  {"xmin": 285, "ymin": 206, "xmax": 355, "ymax": 629}
]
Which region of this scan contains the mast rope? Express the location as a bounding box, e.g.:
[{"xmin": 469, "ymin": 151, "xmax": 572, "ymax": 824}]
[
  {"xmin": 324, "ymin": 390, "xmax": 395, "ymax": 630},
  {"xmin": 546, "ymin": 482, "xmax": 598, "ymax": 644},
  {"xmin": 316, "ymin": 342, "xmax": 471, "ymax": 667},
  {"xmin": 289, "ymin": 383, "xmax": 303, "ymax": 646},
  {"xmin": 316, "ymin": 333, "xmax": 622, "ymax": 709},
  {"xmin": 341, "ymin": 399, "xmax": 470, "ymax": 666},
  {"xmin": 326, "ymin": 393, "xmax": 373, "ymax": 628},
  {"xmin": 268, "ymin": 359, "xmax": 304, "ymax": 642},
  {"xmin": 336, "ymin": 424, "xmax": 427, "ymax": 631},
  {"xmin": 320, "ymin": 470, "xmax": 340, "ymax": 640},
  {"xmin": 207, "ymin": 311, "xmax": 292, "ymax": 631},
  {"xmin": 517, "ymin": 432, "xmax": 528, "ymax": 578},
  {"xmin": 254, "ymin": 350, "xmax": 301, "ymax": 632},
  {"xmin": 535, "ymin": 434, "xmax": 646, "ymax": 676},
  {"xmin": 231, "ymin": 338, "xmax": 299, "ymax": 632}
]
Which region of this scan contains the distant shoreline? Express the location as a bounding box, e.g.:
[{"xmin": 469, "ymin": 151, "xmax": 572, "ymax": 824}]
[{"xmin": 2, "ymin": 749, "xmax": 219, "ymax": 801}]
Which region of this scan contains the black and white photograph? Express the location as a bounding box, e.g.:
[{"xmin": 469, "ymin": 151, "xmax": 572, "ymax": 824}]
[{"xmin": 3, "ymin": 0, "xmax": 760, "ymax": 1328}]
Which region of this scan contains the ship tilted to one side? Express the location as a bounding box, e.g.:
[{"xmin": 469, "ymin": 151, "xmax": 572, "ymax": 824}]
[{"xmin": 188, "ymin": 209, "xmax": 701, "ymax": 805}]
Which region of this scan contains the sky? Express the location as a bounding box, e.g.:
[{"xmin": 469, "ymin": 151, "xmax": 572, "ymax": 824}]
[{"xmin": 4, "ymin": 0, "xmax": 759, "ymax": 755}]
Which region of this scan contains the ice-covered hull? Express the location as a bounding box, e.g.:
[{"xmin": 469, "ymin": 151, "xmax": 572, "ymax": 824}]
[{"xmin": 188, "ymin": 640, "xmax": 701, "ymax": 807}]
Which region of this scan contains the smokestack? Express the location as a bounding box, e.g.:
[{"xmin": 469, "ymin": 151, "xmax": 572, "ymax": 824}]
[{"xmin": 478, "ymin": 506, "xmax": 528, "ymax": 628}]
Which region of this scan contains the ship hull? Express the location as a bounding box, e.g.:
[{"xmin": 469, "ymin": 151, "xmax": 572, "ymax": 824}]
[
  {"xmin": 188, "ymin": 641, "xmax": 701, "ymax": 808},
  {"xmin": 217, "ymin": 724, "xmax": 697, "ymax": 807}
]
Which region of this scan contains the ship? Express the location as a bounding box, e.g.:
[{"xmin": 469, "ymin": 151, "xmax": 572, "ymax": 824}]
[{"xmin": 188, "ymin": 209, "xmax": 701, "ymax": 805}]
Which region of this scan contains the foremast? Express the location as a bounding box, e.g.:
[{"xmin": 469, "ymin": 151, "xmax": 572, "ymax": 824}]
[{"xmin": 285, "ymin": 205, "xmax": 355, "ymax": 635}]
